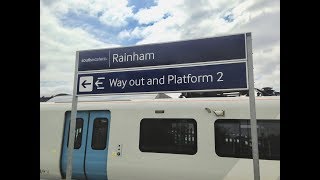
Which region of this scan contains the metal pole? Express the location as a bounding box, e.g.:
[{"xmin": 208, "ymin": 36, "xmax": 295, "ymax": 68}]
[
  {"xmin": 66, "ymin": 51, "xmax": 80, "ymax": 180},
  {"xmin": 246, "ymin": 33, "xmax": 260, "ymax": 180}
]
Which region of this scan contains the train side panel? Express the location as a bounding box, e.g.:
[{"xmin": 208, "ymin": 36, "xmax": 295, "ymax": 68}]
[
  {"xmin": 106, "ymin": 98, "xmax": 280, "ymax": 180},
  {"xmin": 40, "ymin": 97, "xmax": 280, "ymax": 180},
  {"xmin": 40, "ymin": 103, "xmax": 69, "ymax": 179}
]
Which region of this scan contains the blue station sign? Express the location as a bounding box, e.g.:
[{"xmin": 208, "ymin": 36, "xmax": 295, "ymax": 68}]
[
  {"xmin": 78, "ymin": 34, "xmax": 246, "ymax": 72},
  {"xmin": 77, "ymin": 62, "xmax": 248, "ymax": 95},
  {"xmin": 76, "ymin": 33, "xmax": 250, "ymax": 95}
]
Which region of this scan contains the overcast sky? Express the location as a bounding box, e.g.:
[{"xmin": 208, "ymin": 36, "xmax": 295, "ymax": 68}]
[{"xmin": 40, "ymin": 0, "xmax": 279, "ymax": 97}]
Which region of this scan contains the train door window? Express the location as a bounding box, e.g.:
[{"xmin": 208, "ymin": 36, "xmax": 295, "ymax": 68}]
[
  {"xmin": 67, "ymin": 118, "xmax": 84, "ymax": 149},
  {"xmin": 139, "ymin": 119, "xmax": 197, "ymax": 155},
  {"xmin": 91, "ymin": 118, "xmax": 108, "ymax": 150},
  {"xmin": 214, "ymin": 119, "xmax": 280, "ymax": 160}
]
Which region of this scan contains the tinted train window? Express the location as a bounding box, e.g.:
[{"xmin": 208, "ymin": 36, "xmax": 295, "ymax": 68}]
[
  {"xmin": 91, "ymin": 118, "xmax": 108, "ymax": 150},
  {"xmin": 215, "ymin": 119, "xmax": 280, "ymax": 160},
  {"xmin": 67, "ymin": 118, "xmax": 84, "ymax": 149},
  {"xmin": 139, "ymin": 119, "xmax": 197, "ymax": 155}
]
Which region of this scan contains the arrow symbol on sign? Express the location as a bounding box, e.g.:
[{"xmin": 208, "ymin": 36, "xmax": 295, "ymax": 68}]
[
  {"xmin": 95, "ymin": 77, "xmax": 105, "ymax": 89},
  {"xmin": 81, "ymin": 80, "xmax": 91, "ymax": 88}
]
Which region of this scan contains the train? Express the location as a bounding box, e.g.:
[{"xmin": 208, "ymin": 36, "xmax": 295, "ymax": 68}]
[{"xmin": 40, "ymin": 93, "xmax": 280, "ymax": 180}]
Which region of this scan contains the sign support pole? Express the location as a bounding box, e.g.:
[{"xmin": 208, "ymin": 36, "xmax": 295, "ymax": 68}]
[
  {"xmin": 66, "ymin": 51, "xmax": 80, "ymax": 180},
  {"xmin": 246, "ymin": 33, "xmax": 260, "ymax": 180}
]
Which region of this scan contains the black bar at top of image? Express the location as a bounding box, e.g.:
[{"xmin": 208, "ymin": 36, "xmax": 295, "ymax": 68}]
[{"xmin": 78, "ymin": 34, "xmax": 246, "ymax": 71}]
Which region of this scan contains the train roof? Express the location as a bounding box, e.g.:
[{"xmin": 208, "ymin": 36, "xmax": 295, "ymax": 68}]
[
  {"xmin": 46, "ymin": 93, "xmax": 173, "ymax": 103},
  {"xmin": 44, "ymin": 93, "xmax": 279, "ymax": 103}
]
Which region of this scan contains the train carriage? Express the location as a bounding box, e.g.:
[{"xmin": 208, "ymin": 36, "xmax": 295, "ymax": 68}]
[{"xmin": 40, "ymin": 95, "xmax": 280, "ymax": 180}]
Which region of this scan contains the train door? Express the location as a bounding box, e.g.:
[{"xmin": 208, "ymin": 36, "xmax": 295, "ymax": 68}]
[{"xmin": 61, "ymin": 110, "xmax": 111, "ymax": 180}]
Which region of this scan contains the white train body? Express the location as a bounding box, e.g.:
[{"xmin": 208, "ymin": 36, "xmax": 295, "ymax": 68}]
[{"xmin": 40, "ymin": 96, "xmax": 280, "ymax": 180}]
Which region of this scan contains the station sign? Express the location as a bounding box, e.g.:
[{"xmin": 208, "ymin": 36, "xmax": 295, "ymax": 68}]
[
  {"xmin": 78, "ymin": 34, "xmax": 246, "ymax": 72},
  {"xmin": 76, "ymin": 33, "xmax": 249, "ymax": 95},
  {"xmin": 77, "ymin": 62, "xmax": 247, "ymax": 95}
]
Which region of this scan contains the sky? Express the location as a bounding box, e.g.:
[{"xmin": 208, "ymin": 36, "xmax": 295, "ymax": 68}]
[{"xmin": 40, "ymin": 0, "xmax": 280, "ymax": 97}]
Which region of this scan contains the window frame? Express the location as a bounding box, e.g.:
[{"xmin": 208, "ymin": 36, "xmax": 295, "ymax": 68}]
[
  {"xmin": 66, "ymin": 118, "xmax": 84, "ymax": 149},
  {"xmin": 91, "ymin": 118, "xmax": 109, "ymax": 150},
  {"xmin": 214, "ymin": 119, "xmax": 280, "ymax": 160},
  {"xmin": 139, "ymin": 118, "xmax": 198, "ymax": 155}
]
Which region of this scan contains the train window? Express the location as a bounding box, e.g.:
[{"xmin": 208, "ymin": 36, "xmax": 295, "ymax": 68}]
[
  {"xmin": 91, "ymin": 118, "xmax": 108, "ymax": 150},
  {"xmin": 139, "ymin": 119, "xmax": 197, "ymax": 155},
  {"xmin": 66, "ymin": 118, "xmax": 84, "ymax": 149},
  {"xmin": 214, "ymin": 119, "xmax": 280, "ymax": 160}
]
